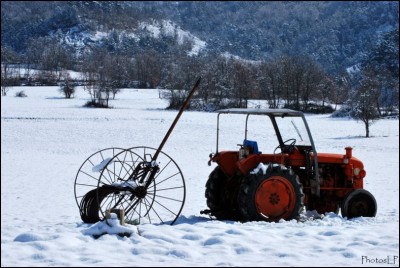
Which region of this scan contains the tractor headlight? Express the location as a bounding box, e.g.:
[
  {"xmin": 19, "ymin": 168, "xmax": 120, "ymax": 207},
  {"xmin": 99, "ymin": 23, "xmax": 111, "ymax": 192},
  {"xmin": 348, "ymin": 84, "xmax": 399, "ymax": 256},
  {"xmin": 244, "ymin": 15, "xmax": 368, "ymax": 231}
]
[{"xmin": 354, "ymin": 168, "xmax": 366, "ymax": 178}]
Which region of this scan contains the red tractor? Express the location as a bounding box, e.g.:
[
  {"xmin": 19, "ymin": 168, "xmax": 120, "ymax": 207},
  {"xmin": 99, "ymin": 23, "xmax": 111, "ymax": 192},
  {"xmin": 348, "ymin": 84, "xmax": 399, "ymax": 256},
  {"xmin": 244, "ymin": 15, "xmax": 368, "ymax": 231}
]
[{"xmin": 202, "ymin": 108, "xmax": 377, "ymax": 222}]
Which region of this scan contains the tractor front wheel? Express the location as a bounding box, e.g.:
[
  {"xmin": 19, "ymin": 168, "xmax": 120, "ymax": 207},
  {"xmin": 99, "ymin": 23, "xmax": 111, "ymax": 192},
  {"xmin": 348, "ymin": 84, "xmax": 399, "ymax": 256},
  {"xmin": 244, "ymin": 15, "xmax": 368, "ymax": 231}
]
[
  {"xmin": 341, "ymin": 189, "xmax": 377, "ymax": 218},
  {"xmin": 238, "ymin": 165, "xmax": 304, "ymax": 222}
]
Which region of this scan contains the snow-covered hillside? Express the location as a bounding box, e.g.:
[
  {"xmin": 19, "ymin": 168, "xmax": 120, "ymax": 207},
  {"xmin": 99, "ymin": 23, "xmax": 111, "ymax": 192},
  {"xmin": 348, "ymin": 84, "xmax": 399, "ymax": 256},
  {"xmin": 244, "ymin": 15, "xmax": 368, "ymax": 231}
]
[
  {"xmin": 1, "ymin": 86, "xmax": 399, "ymax": 266},
  {"xmin": 62, "ymin": 19, "xmax": 206, "ymax": 56},
  {"xmin": 139, "ymin": 19, "xmax": 206, "ymax": 56}
]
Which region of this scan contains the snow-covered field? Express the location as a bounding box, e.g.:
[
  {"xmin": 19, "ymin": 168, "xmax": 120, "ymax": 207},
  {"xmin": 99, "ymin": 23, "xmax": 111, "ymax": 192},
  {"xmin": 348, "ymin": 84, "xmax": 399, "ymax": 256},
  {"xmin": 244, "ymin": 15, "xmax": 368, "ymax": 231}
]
[{"xmin": 1, "ymin": 86, "xmax": 399, "ymax": 267}]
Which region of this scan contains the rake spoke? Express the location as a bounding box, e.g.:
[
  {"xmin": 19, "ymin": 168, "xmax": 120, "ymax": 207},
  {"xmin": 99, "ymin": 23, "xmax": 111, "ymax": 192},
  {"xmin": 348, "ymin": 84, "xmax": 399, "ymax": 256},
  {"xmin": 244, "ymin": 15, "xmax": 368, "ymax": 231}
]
[
  {"xmin": 75, "ymin": 182, "xmax": 99, "ymax": 188},
  {"xmin": 154, "ymin": 193, "xmax": 184, "ymax": 203},
  {"xmin": 144, "ymin": 196, "xmax": 162, "ymax": 224},
  {"xmin": 152, "ymin": 185, "xmax": 185, "ymax": 192},
  {"xmin": 151, "ymin": 172, "xmax": 180, "ymax": 188}
]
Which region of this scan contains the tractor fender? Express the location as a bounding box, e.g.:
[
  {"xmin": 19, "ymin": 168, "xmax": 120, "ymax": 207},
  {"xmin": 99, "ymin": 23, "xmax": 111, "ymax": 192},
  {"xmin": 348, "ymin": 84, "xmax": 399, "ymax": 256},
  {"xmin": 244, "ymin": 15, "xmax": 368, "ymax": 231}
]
[{"xmin": 238, "ymin": 154, "xmax": 290, "ymax": 175}]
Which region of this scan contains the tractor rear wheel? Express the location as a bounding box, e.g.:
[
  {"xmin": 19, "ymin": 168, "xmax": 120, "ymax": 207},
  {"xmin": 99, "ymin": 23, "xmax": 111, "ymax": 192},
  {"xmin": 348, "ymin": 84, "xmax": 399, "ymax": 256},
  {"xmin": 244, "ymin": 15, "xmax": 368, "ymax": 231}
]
[
  {"xmin": 238, "ymin": 165, "xmax": 304, "ymax": 222},
  {"xmin": 205, "ymin": 167, "xmax": 240, "ymax": 220},
  {"xmin": 341, "ymin": 189, "xmax": 377, "ymax": 218}
]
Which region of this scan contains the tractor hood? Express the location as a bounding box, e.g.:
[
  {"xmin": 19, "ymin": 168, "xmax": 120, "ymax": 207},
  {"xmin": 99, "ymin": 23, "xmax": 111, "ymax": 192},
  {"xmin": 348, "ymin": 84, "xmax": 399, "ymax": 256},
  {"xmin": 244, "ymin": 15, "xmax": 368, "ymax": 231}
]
[
  {"xmin": 316, "ymin": 147, "xmax": 366, "ymax": 184},
  {"xmin": 317, "ymin": 147, "xmax": 364, "ymax": 168},
  {"xmin": 317, "ymin": 153, "xmax": 363, "ymax": 167}
]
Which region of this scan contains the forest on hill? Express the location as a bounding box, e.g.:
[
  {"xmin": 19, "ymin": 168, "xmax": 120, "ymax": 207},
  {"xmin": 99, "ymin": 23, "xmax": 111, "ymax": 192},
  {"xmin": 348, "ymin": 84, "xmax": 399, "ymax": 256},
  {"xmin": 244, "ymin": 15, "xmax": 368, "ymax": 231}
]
[{"xmin": 1, "ymin": 1, "xmax": 398, "ymax": 116}]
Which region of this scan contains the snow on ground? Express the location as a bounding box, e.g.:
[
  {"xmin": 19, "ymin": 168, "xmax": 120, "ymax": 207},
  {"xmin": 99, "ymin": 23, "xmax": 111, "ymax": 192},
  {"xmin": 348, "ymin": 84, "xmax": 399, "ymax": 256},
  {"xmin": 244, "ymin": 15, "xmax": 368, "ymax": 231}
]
[{"xmin": 1, "ymin": 86, "xmax": 399, "ymax": 267}]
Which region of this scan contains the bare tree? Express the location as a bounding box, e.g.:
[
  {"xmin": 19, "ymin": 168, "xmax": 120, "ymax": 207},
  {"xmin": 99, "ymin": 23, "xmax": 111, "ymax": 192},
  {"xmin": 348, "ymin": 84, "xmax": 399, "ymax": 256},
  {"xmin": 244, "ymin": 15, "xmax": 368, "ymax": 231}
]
[
  {"xmin": 231, "ymin": 60, "xmax": 255, "ymax": 108},
  {"xmin": 25, "ymin": 37, "xmax": 70, "ymax": 84},
  {"xmin": 349, "ymin": 74, "xmax": 380, "ymax": 137},
  {"xmin": 300, "ymin": 57, "xmax": 323, "ymax": 110},
  {"xmin": 1, "ymin": 46, "xmax": 19, "ymax": 96},
  {"xmin": 278, "ymin": 56, "xmax": 293, "ymax": 108},
  {"xmin": 80, "ymin": 48, "xmax": 102, "ymax": 106},
  {"xmin": 331, "ymin": 70, "xmax": 351, "ymax": 111},
  {"xmin": 259, "ymin": 60, "xmax": 281, "ymax": 108},
  {"xmin": 136, "ymin": 50, "xmax": 161, "ymax": 88},
  {"xmin": 160, "ymin": 54, "xmax": 202, "ymax": 109},
  {"xmin": 80, "ymin": 48, "xmax": 125, "ymax": 108},
  {"xmin": 211, "ymin": 56, "xmax": 232, "ymax": 108},
  {"xmin": 103, "ymin": 54, "xmax": 127, "ymax": 99},
  {"xmin": 1, "ymin": 63, "xmax": 12, "ymax": 96},
  {"xmin": 59, "ymin": 72, "xmax": 75, "ymax": 98},
  {"xmin": 317, "ymin": 76, "xmax": 335, "ymax": 107}
]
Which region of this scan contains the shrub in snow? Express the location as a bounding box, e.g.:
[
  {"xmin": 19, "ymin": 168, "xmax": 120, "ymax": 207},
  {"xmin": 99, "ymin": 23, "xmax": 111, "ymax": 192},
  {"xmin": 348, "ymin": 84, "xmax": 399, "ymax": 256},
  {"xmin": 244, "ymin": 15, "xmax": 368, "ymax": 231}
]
[
  {"xmin": 83, "ymin": 100, "xmax": 111, "ymax": 108},
  {"xmin": 59, "ymin": 82, "xmax": 75, "ymax": 99},
  {"xmin": 15, "ymin": 90, "xmax": 27, "ymax": 97}
]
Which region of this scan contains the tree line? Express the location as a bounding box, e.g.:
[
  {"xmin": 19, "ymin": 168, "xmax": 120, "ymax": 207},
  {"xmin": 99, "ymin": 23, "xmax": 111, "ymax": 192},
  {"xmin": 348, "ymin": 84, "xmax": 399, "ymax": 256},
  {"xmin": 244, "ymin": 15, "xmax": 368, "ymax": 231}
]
[
  {"xmin": 1, "ymin": 45, "xmax": 342, "ymax": 112},
  {"xmin": 1, "ymin": 27, "xmax": 398, "ymax": 136},
  {"xmin": 1, "ymin": 27, "xmax": 398, "ymax": 113}
]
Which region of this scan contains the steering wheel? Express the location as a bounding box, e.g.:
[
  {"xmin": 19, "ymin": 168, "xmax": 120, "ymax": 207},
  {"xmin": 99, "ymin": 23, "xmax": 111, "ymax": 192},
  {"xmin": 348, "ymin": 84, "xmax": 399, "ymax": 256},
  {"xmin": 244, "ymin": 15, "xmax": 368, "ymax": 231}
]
[{"xmin": 274, "ymin": 138, "xmax": 296, "ymax": 154}]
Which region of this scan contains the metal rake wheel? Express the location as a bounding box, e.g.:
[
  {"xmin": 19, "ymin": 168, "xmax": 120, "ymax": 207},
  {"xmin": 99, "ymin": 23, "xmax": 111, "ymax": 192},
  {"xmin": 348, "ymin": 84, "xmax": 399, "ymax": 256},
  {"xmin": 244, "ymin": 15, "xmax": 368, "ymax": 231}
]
[
  {"xmin": 74, "ymin": 147, "xmax": 125, "ymax": 213},
  {"xmin": 96, "ymin": 146, "xmax": 186, "ymax": 225},
  {"xmin": 75, "ymin": 78, "xmax": 200, "ymax": 225}
]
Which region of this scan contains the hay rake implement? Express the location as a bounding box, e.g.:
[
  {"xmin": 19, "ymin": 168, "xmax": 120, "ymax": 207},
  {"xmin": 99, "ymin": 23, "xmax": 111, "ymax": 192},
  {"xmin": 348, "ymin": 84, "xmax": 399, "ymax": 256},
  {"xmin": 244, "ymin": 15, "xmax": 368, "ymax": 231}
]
[{"xmin": 74, "ymin": 78, "xmax": 201, "ymax": 225}]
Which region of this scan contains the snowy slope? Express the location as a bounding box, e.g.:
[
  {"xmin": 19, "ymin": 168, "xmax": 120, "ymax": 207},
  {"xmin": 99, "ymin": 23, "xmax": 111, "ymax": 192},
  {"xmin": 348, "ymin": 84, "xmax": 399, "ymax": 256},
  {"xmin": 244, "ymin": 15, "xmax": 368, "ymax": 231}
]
[
  {"xmin": 1, "ymin": 86, "xmax": 399, "ymax": 267},
  {"xmin": 139, "ymin": 19, "xmax": 206, "ymax": 56},
  {"xmin": 61, "ymin": 19, "xmax": 206, "ymax": 57}
]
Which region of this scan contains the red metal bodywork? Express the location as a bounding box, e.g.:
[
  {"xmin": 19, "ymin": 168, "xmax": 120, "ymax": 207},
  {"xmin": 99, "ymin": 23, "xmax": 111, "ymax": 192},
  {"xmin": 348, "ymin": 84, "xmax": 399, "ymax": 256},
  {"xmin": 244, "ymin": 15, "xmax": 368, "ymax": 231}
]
[{"xmin": 211, "ymin": 146, "xmax": 366, "ymax": 206}]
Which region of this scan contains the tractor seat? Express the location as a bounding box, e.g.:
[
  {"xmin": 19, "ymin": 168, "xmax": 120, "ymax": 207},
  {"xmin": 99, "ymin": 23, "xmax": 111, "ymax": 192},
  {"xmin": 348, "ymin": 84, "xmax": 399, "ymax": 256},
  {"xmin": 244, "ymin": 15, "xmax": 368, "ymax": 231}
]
[{"xmin": 243, "ymin": 139, "xmax": 260, "ymax": 154}]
